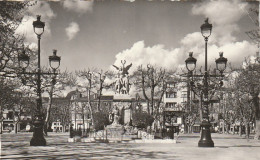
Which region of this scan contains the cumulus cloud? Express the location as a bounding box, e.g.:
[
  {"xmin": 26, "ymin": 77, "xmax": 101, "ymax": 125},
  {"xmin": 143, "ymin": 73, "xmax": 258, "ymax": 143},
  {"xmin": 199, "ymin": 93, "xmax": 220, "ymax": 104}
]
[
  {"xmin": 111, "ymin": 41, "xmax": 181, "ymax": 73},
  {"xmin": 62, "ymin": 0, "xmax": 93, "ymax": 14},
  {"xmin": 112, "ymin": 0, "xmax": 257, "ymax": 74},
  {"xmin": 65, "ymin": 22, "xmax": 80, "ymax": 40},
  {"xmin": 15, "ymin": 1, "xmax": 56, "ymax": 42},
  {"xmin": 192, "ymin": 0, "xmax": 247, "ymax": 46}
]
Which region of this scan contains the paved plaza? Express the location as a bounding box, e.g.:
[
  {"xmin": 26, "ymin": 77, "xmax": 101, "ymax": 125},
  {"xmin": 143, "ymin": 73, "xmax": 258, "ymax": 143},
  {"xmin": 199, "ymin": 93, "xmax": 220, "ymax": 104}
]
[{"xmin": 1, "ymin": 132, "xmax": 260, "ymax": 160}]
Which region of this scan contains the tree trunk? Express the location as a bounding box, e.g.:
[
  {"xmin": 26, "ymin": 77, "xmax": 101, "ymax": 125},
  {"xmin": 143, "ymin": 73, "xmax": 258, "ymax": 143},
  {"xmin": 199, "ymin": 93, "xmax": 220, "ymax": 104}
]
[
  {"xmin": 62, "ymin": 124, "xmax": 65, "ymax": 132},
  {"xmin": 151, "ymin": 86, "xmax": 154, "ymax": 116},
  {"xmin": 82, "ymin": 109, "xmax": 85, "ymax": 137},
  {"xmin": 147, "ymin": 101, "xmax": 150, "ymax": 115},
  {"xmin": 14, "ymin": 121, "xmax": 19, "ymax": 134},
  {"xmin": 188, "ymin": 125, "xmax": 191, "ymax": 134},
  {"xmin": 222, "ymin": 121, "xmax": 225, "ymax": 134},
  {"xmin": 0, "ymin": 121, "xmax": 2, "ymax": 134},
  {"xmin": 239, "ymin": 124, "xmax": 242, "ymax": 136},
  {"xmin": 141, "ymin": 70, "xmax": 150, "ymax": 114},
  {"xmin": 245, "ymin": 122, "xmax": 250, "ymax": 139},
  {"xmin": 254, "ymin": 120, "xmax": 260, "ymax": 140},
  {"xmin": 253, "ymin": 95, "xmax": 260, "ymax": 140},
  {"xmin": 88, "ymin": 87, "xmax": 94, "ymax": 127},
  {"xmin": 97, "ymin": 78, "xmax": 103, "ymax": 112},
  {"xmin": 98, "ymin": 94, "xmax": 101, "ymax": 112}
]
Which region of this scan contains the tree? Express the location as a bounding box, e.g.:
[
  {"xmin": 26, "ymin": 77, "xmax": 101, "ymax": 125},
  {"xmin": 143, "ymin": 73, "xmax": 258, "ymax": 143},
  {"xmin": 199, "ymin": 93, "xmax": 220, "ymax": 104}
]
[
  {"xmin": 133, "ymin": 65, "xmax": 166, "ymax": 116},
  {"xmin": 1, "ymin": 2, "xmax": 35, "ymax": 133},
  {"xmin": 12, "ymin": 92, "xmax": 35, "ymax": 134},
  {"xmin": 92, "ymin": 111, "xmax": 109, "ymax": 131},
  {"xmin": 0, "ymin": 1, "xmax": 34, "ymax": 72},
  {"xmin": 244, "ymin": 4, "xmax": 260, "ymax": 139},
  {"xmin": 49, "ymin": 98, "xmax": 71, "ymax": 132},
  {"xmin": 132, "ymin": 111, "xmax": 154, "ymax": 129},
  {"xmin": 42, "ymin": 70, "xmax": 76, "ymax": 135},
  {"xmin": 0, "ymin": 78, "xmax": 36, "ymax": 134},
  {"xmin": 96, "ymin": 70, "xmax": 108, "ymax": 111},
  {"xmin": 233, "ymin": 58, "xmax": 260, "ymax": 139},
  {"xmin": 76, "ymin": 69, "xmax": 97, "ymax": 127}
]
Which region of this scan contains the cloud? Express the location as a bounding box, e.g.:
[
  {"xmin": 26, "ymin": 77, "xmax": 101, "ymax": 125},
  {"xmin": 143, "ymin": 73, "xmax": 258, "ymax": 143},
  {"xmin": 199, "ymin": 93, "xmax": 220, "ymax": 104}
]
[
  {"xmin": 111, "ymin": 0, "xmax": 257, "ymax": 75},
  {"xmin": 15, "ymin": 1, "xmax": 56, "ymax": 42},
  {"xmin": 62, "ymin": 0, "xmax": 93, "ymax": 14},
  {"xmin": 65, "ymin": 22, "xmax": 80, "ymax": 40},
  {"xmin": 192, "ymin": 0, "xmax": 247, "ymax": 46},
  {"xmin": 111, "ymin": 41, "xmax": 181, "ymax": 73}
]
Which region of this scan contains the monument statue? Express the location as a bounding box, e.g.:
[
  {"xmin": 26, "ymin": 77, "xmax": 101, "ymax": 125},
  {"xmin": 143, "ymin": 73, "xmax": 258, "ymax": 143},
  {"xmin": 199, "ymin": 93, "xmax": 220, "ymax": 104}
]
[
  {"xmin": 113, "ymin": 60, "xmax": 132, "ymax": 94},
  {"xmin": 112, "ymin": 105, "xmax": 120, "ymax": 125}
]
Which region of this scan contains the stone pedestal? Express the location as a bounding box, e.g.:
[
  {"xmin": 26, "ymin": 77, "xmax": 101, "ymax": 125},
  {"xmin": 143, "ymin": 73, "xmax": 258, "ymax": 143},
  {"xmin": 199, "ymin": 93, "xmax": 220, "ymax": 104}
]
[
  {"xmin": 124, "ymin": 109, "xmax": 131, "ymax": 124},
  {"xmin": 81, "ymin": 137, "xmax": 95, "ymax": 143},
  {"xmin": 113, "ymin": 94, "xmax": 132, "ymax": 125},
  {"xmin": 105, "ymin": 124, "xmax": 124, "ymax": 142},
  {"xmin": 68, "ymin": 137, "xmax": 81, "ymax": 142}
]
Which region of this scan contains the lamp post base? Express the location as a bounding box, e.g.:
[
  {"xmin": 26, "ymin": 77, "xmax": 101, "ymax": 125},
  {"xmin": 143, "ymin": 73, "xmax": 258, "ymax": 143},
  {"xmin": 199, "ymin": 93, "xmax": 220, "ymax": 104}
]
[
  {"xmin": 198, "ymin": 121, "xmax": 214, "ymax": 147},
  {"xmin": 30, "ymin": 135, "xmax": 46, "ymax": 146},
  {"xmin": 30, "ymin": 115, "xmax": 46, "ymax": 146}
]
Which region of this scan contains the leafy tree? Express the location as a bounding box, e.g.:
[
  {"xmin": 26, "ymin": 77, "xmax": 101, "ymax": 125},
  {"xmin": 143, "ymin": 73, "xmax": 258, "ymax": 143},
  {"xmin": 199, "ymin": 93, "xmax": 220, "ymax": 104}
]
[
  {"xmin": 49, "ymin": 98, "xmax": 71, "ymax": 132},
  {"xmin": 92, "ymin": 111, "xmax": 109, "ymax": 131},
  {"xmin": 0, "ymin": 78, "xmax": 36, "ymax": 134},
  {"xmin": 233, "ymin": 58, "xmax": 260, "ymax": 139},
  {"xmin": 0, "ymin": 1, "xmax": 34, "ymax": 72},
  {"xmin": 132, "ymin": 111, "xmax": 154, "ymax": 129}
]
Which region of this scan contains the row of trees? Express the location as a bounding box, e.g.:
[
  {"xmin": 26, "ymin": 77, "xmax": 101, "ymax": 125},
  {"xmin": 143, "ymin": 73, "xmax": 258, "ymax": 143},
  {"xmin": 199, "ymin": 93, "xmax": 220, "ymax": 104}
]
[
  {"xmin": 1, "ymin": 1, "xmax": 259, "ymax": 140},
  {"xmin": 221, "ymin": 57, "xmax": 260, "ymax": 139}
]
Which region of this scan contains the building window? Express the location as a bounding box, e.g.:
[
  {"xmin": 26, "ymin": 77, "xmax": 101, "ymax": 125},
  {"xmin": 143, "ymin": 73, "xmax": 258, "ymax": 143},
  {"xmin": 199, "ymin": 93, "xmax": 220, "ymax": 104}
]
[
  {"xmin": 181, "ymin": 94, "xmax": 187, "ymax": 98},
  {"xmin": 76, "ymin": 114, "xmax": 82, "ymax": 119},
  {"xmin": 166, "ymin": 92, "xmax": 177, "ymax": 98},
  {"xmin": 165, "ymin": 103, "xmax": 176, "ymax": 108},
  {"xmin": 53, "ymin": 122, "xmax": 56, "ymax": 125},
  {"xmin": 166, "ymin": 83, "xmax": 175, "ymax": 88}
]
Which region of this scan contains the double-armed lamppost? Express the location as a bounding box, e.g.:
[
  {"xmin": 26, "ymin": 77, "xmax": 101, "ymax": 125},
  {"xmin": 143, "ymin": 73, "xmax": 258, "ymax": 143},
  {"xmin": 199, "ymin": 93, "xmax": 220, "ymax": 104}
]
[
  {"xmin": 18, "ymin": 15, "xmax": 61, "ymax": 146},
  {"xmin": 185, "ymin": 18, "xmax": 228, "ymax": 147}
]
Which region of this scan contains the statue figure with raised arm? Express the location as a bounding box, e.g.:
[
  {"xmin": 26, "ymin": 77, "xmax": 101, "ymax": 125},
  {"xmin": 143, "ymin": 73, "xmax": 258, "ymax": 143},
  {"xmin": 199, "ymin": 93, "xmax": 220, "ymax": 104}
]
[{"xmin": 112, "ymin": 60, "xmax": 132, "ymax": 94}]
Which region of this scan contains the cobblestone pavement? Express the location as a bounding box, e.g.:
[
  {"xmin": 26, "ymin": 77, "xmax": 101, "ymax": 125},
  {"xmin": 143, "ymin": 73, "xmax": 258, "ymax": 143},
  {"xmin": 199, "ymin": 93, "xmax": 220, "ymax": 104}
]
[{"xmin": 1, "ymin": 132, "xmax": 260, "ymax": 160}]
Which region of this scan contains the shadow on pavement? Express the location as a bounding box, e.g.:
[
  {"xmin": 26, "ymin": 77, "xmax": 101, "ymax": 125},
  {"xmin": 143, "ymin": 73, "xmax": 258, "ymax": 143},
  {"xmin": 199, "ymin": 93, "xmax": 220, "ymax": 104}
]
[
  {"xmin": 213, "ymin": 137, "xmax": 244, "ymax": 139},
  {"xmin": 216, "ymin": 145, "xmax": 260, "ymax": 148}
]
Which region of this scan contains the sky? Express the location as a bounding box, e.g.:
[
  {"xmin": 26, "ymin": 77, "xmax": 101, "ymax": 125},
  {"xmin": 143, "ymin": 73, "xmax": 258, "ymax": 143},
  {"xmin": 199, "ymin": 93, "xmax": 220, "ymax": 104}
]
[{"xmin": 15, "ymin": 0, "xmax": 259, "ymax": 75}]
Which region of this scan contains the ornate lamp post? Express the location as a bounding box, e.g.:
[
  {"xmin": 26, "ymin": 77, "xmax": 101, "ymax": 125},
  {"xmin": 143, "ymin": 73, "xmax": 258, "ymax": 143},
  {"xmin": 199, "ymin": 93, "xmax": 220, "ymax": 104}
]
[
  {"xmin": 18, "ymin": 15, "xmax": 61, "ymax": 146},
  {"xmin": 185, "ymin": 18, "xmax": 228, "ymax": 147}
]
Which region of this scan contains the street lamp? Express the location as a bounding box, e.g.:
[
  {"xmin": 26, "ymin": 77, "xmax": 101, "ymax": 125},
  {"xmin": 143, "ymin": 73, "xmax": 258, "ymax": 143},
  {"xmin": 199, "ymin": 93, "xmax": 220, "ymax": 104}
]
[
  {"xmin": 49, "ymin": 49, "xmax": 61, "ymax": 71},
  {"xmin": 33, "ymin": 15, "xmax": 45, "ymax": 36},
  {"xmin": 18, "ymin": 15, "xmax": 61, "ymax": 146},
  {"xmin": 185, "ymin": 52, "xmax": 197, "ymax": 72},
  {"xmin": 215, "ymin": 52, "xmax": 228, "ymax": 74},
  {"xmin": 18, "ymin": 49, "xmax": 30, "ymax": 70},
  {"xmin": 185, "ymin": 18, "xmax": 228, "ymax": 147}
]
